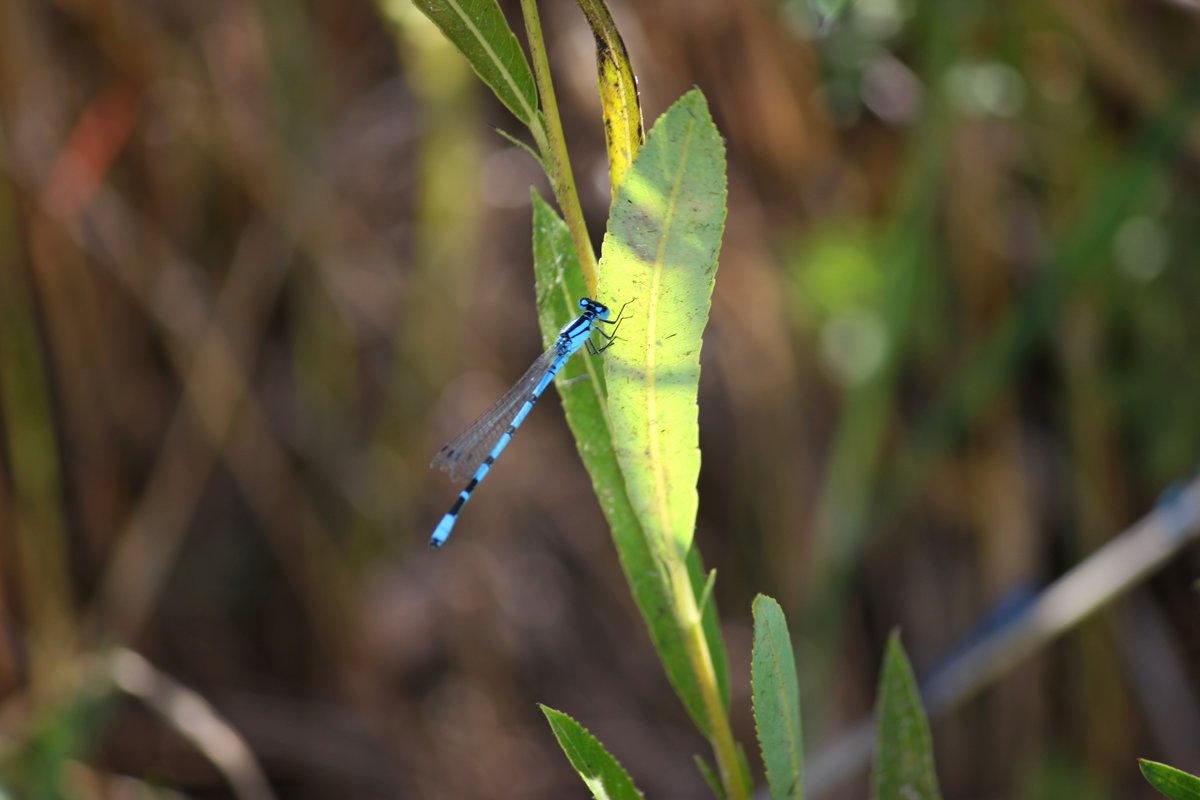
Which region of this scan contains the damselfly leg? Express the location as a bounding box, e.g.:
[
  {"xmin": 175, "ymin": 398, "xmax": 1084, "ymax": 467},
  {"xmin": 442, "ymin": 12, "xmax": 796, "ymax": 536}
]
[{"xmin": 586, "ymin": 299, "xmax": 633, "ymax": 354}]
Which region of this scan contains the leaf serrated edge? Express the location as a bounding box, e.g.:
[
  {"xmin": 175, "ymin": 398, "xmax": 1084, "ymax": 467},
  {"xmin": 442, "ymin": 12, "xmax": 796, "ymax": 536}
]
[
  {"xmin": 751, "ymin": 595, "xmax": 804, "ymax": 800},
  {"xmin": 872, "ymin": 631, "xmax": 943, "ymax": 800},
  {"xmin": 540, "ymin": 705, "xmax": 645, "ymax": 800}
]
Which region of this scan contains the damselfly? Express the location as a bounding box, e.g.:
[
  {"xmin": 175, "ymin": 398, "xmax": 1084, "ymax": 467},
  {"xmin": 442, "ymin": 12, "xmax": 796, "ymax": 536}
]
[{"xmin": 428, "ymin": 297, "xmax": 627, "ymax": 547}]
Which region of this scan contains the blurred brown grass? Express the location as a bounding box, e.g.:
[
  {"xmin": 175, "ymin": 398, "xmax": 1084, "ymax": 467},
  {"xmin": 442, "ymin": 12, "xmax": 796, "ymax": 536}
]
[{"xmin": 1, "ymin": 0, "xmax": 1199, "ymax": 798}]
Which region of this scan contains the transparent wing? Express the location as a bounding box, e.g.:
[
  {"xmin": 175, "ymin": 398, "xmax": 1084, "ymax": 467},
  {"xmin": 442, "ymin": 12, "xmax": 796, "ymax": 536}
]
[{"xmin": 431, "ymin": 346, "xmax": 559, "ymax": 482}]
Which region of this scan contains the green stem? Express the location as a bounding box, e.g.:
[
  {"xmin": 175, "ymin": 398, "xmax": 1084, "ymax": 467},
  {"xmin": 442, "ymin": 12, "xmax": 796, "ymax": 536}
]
[
  {"xmin": 518, "ymin": 0, "xmax": 600, "ymax": 297},
  {"xmin": 668, "ymin": 556, "xmax": 751, "ymax": 800}
]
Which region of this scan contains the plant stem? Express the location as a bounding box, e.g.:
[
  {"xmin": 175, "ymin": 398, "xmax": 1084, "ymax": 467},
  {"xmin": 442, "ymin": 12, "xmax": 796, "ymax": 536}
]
[
  {"xmin": 669, "ymin": 556, "xmax": 751, "ymax": 800},
  {"xmin": 521, "ymin": 2, "xmax": 741, "ymax": 794},
  {"xmin": 518, "ymin": 0, "xmax": 600, "ymax": 297}
]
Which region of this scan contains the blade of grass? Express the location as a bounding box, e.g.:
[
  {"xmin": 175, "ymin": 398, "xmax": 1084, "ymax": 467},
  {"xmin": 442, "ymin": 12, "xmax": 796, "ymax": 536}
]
[{"xmin": 0, "ymin": 165, "xmax": 77, "ymax": 686}]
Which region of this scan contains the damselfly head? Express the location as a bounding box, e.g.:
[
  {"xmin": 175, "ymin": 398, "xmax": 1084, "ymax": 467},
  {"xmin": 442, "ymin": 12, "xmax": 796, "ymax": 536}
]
[{"xmin": 578, "ymin": 297, "xmax": 610, "ymax": 320}]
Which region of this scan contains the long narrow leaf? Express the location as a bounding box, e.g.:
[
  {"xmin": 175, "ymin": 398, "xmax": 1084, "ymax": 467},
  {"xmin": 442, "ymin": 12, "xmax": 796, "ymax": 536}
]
[
  {"xmin": 541, "ymin": 705, "xmax": 644, "ymax": 800},
  {"xmin": 532, "ymin": 191, "xmax": 730, "ymax": 736},
  {"xmin": 872, "ymin": 632, "xmax": 942, "ymax": 800},
  {"xmin": 574, "ymin": 0, "xmax": 644, "ymax": 196},
  {"xmin": 1140, "ymin": 760, "xmax": 1200, "ymax": 800},
  {"xmin": 695, "ymin": 754, "xmax": 728, "ymax": 800},
  {"xmin": 411, "ymin": 0, "xmax": 539, "ymax": 127},
  {"xmin": 598, "ymin": 88, "xmax": 727, "ymax": 559},
  {"xmin": 752, "ymin": 595, "xmax": 804, "ymax": 800},
  {"xmin": 689, "ymin": 544, "xmax": 729, "ymax": 709}
]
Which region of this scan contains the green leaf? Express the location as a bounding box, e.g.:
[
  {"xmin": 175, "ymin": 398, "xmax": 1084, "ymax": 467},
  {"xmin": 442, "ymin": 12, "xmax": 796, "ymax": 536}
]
[
  {"xmin": 493, "ymin": 126, "xmax": 545, "ymax": 170},
  {"xmin": 688, "ymin": 544, "xmax": 730, "ymax": 711},
  {"xmin": 540, "ymin": 705, "xmax": 644, "ymax": 800},
  {"xmin": 411, "ymin": 0, "xmax": 540, "ymax": 127},
  {"xmin": 696, "ymin": 567, "xmax": 717, "ymax": 612},
  {"xmin": 597, "ymin": 87, "xmax": 727, "ymax": 559},
  {"xmin": 2, "ymin": 684, "xmax": 116, "ymax": 799},
  {"xmin": 807, "ymin": 0, "xmax": 857, "ymax": 29},
  {"xmin": 1141, "ymin": 760, "xmax": 1200, "ymax": 800},
  {"xmin": 532, "ymin": 191, "xmax": 729, "ymax": 737},
  {"xmin": 695, "ymin": 754, "xmax": 727, "ymax": 800},
  {"xmin": 872, "ymin": 632, "xmax": 942, "ymax": 800},
  {"xmin": 574, "ymin": 0, "xmax": 644, "ymax": 197},
  {"xmin": 752, "ymin": 595, "xmax": 804, "ymax": 800},
  {"xmin": 736, "ymin": 743, "xmax": 756, "ymax": 799}
]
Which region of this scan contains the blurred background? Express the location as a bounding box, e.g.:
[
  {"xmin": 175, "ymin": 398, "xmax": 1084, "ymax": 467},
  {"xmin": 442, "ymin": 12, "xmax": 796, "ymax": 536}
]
[{"xmin": 1, "ymin": 0, "xmax": 1199, "ymax": 797}]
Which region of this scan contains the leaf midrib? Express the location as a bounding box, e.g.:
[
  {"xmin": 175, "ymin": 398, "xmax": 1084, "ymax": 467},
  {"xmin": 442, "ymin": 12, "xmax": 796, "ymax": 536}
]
[
  {"xmin": 439, "ymin": 0, "xmax": 537, "ymax": 124},
  {"xmin": 646, "ymin": 115, "xmax": 698, "ymax": 547}
]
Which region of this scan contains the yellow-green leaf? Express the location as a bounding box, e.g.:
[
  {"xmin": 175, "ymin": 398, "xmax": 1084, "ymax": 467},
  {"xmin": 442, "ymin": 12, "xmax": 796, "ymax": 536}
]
[
  {"xmin": 574, "ymin": 0, "xmax": 644, "ymax": 196},
  {"xmin": 598, "ymin": 88, "xmax": 727, "ymax": 558},
  {"xmin": 532, "ymin": 191, "xmax": 730, "ymax": 736}
]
